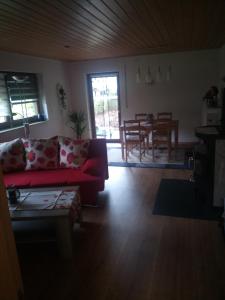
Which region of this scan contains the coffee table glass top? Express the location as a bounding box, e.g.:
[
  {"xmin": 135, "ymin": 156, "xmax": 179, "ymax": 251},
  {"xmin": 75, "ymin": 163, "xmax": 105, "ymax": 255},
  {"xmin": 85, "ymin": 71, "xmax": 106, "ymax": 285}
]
[{"xmin": 8, "ymin": 187, "xmax": 79, "ymax": 212}]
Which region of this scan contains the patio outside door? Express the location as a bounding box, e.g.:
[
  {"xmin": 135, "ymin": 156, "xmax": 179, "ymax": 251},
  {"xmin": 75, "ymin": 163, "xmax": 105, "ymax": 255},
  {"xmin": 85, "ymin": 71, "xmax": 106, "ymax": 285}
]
[{"xmin": 87, "ymin": 73, "xmax": 121, "ymax": 142}]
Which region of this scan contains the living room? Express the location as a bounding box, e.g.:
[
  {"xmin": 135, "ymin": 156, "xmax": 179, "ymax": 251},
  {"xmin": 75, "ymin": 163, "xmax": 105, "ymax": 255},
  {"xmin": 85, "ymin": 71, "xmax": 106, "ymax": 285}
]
[
  {"xmin": 1, "ymin": 1, "xmax": 225, "ymax": 300},
  {"xmin": 0, "ymin": 48, "xmax": 222, "ymax": 144}
]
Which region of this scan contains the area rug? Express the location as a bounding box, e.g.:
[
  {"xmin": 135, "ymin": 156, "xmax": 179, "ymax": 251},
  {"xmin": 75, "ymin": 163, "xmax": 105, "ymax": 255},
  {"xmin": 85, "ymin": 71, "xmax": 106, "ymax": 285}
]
[
  {"xmin": 107, "ymin": 144, "xmax": 190, "ymax": 169},
  {"xmin": 108, "ymin": 161, "xmax": 188, "ymax": 169},
  {"xmin": 153, "ymin": 179, "xmax": 223, "ymax": 220}
]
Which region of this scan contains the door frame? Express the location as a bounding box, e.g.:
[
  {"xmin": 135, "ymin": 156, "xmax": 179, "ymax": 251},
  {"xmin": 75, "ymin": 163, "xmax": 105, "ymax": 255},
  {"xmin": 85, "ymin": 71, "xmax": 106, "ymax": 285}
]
[{"xmin": 87, "ymin": 72, "xmax": 121, "ymax": 143}]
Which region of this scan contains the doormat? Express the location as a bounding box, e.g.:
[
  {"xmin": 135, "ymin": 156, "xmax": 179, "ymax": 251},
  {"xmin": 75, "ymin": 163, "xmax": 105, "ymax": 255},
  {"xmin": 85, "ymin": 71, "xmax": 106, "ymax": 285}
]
[{"xmin": 153, "ymin": 179, "xmax": 223, "ymax": 220}]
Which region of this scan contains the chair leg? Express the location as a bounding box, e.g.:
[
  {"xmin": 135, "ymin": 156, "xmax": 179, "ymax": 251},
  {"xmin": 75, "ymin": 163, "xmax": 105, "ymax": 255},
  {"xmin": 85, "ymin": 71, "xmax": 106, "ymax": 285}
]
[
  {"xmin": 143, "ymin": 140, "xmax": 146, "ymax": 157},
  {"xmin": 125, "ymin": 145, "xmax": 128, "ymax": 162},
  {"xmin": 152, "ymin": 144, "xmax": 155, "ymax": 161},
  {"xmin": 146, "ymin": 136, "xmax": 149, "ymax": 153},
  {"xmin": 168, "ymin": 141, "xmax": 171, "ymax": 161},
  {"xmin": 121, "ymin": 142, "xmax": 125, "ymax": 160},
  {"xmin": 139, "ymin": 143, "xmax": 142, "ymax": 162}
]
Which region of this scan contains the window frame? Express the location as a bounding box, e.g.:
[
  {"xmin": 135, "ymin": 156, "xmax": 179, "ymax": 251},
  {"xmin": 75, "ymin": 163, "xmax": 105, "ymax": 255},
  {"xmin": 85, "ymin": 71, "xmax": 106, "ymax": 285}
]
[{"xmin": 0, "ymin": 71, "xmax": 44, "ymax": 131}]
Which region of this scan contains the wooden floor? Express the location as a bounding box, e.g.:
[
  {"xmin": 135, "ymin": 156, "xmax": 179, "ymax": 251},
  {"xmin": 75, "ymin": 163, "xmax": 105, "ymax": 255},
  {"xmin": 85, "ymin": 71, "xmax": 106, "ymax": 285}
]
[{"xmin": 18, "ymin": 167, "xmax": 225, "ymax": 300}]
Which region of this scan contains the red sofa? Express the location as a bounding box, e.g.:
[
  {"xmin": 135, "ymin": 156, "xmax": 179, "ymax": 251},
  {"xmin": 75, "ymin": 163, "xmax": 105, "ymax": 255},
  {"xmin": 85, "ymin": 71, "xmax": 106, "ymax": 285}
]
[{"xmin": 3, "ymin": 139, "xmax": 108, "ymax": 206}]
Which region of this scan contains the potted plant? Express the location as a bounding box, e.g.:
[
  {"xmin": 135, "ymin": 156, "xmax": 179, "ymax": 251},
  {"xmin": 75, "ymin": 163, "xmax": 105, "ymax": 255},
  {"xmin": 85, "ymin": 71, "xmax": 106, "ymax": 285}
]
[{"xmin": 68, "ymin": 111, "xmax": 87, "ymax": 139}]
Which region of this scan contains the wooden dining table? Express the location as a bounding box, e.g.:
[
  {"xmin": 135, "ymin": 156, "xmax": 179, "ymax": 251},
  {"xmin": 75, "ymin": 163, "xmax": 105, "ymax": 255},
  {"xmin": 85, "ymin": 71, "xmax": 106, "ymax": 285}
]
[{"xmin": 120, "ymin": 120, "xmax": 179, "ymax": 159}]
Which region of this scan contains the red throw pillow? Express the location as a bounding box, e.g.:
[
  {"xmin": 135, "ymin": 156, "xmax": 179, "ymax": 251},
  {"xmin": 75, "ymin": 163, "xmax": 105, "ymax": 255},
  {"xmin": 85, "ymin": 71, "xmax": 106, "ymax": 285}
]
[
  {"xmin": 81, "ymin": 157, "xmax": 105, "ymax": 177},
  {"xmin": 0, "ymin": 138, "xmax": 25, "ymax": 173},
  {"xmin": 22, "ymin": 138, "xmax": 59, "ymax": 170},
  {"xmin": 58, "ymin": 137, "xmax": 89, "ymax": 168}
]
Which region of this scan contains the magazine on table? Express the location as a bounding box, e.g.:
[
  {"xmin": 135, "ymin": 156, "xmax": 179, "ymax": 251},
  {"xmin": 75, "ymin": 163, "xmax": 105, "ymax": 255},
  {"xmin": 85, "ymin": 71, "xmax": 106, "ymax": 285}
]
[
  {"xmin": 9, "ymin": 190, "xmax": 77, "ymax": 211},
  {"xmin": 17, "ymin": 190, "xmax": 62, "ymax": 210},
  {"xmin": 55, "ymin": 191, "xmax": 76, "ymax": 208}
]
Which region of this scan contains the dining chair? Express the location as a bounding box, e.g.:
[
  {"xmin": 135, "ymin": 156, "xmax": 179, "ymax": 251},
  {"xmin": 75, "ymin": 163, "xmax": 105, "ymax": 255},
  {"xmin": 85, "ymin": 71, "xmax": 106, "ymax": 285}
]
[
  {"xmin": 135, "ymin": 113, "xmax": 153, "ymax": 150},
  {"xmin": 157, "ymin": 112, "xmax": 172, "ymax": 120},
  {"xmin": 135, "ymin": 113, "xmax": 154, "ymax": 123},
  {"xmin": 152, "ymin": 120, "xmax": 172, "ymax": 161},
  {"xmin": 135, "ymin": 113, "xmax": 148, "ymax": 121},
  {"xmin": 123, "ymin": 120, "xmax": 146, "ymax": 162}
]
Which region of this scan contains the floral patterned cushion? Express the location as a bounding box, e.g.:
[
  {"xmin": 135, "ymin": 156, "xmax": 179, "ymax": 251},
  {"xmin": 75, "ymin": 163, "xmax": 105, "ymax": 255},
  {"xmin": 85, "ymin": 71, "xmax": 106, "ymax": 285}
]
[
  {"xmin": 0, "ymin": 138, "xmax": 25, "ymax": 173},
  {"xmin": 23, "ymin": 138, "xmax": 59, "ymax": 170},
  {"xmin": 59, "ymin": 137, "xmax": 90, "ymax": 168}
]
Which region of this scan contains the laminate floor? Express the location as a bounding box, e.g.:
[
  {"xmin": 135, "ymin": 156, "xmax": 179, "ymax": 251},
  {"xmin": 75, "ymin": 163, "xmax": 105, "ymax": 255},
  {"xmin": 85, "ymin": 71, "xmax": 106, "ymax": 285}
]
[{"xmin": 18, "ymin": 167, "xmax": 225, "ymax": 300}]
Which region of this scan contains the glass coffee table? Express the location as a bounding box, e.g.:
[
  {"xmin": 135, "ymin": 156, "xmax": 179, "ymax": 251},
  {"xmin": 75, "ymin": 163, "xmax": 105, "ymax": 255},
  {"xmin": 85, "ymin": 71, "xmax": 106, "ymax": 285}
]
[{"xmin": 8, "ymin": 186, "xmax": 82, "ymax": 259}]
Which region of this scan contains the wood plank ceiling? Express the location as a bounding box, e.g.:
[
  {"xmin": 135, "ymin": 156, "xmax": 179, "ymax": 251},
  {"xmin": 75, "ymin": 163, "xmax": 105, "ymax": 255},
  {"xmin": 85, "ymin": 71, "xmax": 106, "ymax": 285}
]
[{"xmin": 0, "ymin": 0, "xmax": 225, "ymax": 61}]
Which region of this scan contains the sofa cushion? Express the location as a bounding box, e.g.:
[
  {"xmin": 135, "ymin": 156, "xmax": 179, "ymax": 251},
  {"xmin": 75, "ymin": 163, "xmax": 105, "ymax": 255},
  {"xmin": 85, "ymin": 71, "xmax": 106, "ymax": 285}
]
[
  {"xmin": 59, "ymin": 137, "xmax": 89, "ymax": 168},
  {"xmin": 3, "ymin": 168, "xmax": 104, "ymax": 206},
  {"xmin": 0, "ymin": 138, "xmax": 25, "ymax": 173},
  {"xmin": 4, "ymin": 168, "xmax": 101, "ymax": 188},
  {"xmin": 22, "ymin": 138, "xmax": 58, "ymax": 170}
]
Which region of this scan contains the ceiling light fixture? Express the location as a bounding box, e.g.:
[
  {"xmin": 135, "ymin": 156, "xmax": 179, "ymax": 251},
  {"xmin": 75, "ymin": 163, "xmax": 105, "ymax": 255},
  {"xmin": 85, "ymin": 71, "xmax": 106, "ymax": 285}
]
[
  {"xmin": 136, "ymin": 65, "xmax": 172, "ymax": 85},
  {"xmin": 156, "ymin": 66, "xmax": 162, "ymax": 83},
  {"xmin": 145, "ymin": 66, "xmax": 154, "ymax": 85},
  {"xmin": 136, "ymin": 66, "xmax": 141, "ymax": 83},
  {"xmin": 166, "ymin": 65, "xmax": 172, "ymax": 81}
]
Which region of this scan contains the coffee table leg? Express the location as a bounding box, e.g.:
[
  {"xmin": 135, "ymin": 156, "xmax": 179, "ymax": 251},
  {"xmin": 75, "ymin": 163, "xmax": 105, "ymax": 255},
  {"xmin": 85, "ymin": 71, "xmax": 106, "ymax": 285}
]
[{"xmin": 56, "ymin": 217, "xmax": 73, "ymax": 259}]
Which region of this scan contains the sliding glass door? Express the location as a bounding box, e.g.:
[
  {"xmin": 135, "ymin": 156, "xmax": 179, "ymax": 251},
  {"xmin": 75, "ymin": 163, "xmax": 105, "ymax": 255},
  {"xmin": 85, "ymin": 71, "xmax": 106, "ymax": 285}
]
[{"xmin": 87, "ymin": 72, "xmax": 121, "ymax": 142}]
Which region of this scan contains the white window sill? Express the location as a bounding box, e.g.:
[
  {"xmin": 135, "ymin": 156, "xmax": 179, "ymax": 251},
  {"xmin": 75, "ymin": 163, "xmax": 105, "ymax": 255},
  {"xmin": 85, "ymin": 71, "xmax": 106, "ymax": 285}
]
[{"xmin": 0, "ymin": 120, "xmax": 48, "ymax": 134}]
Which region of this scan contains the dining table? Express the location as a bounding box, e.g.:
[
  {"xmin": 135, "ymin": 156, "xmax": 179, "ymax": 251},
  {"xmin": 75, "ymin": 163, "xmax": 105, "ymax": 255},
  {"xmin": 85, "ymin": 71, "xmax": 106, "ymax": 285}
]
[{"xmin": 120, "ymin": 119, "xmax": 179, "ymax": 159}]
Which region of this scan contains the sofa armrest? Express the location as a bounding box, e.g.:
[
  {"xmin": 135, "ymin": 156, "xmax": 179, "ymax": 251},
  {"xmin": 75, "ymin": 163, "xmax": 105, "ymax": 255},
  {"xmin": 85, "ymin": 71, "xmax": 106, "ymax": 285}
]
[
  {"xmin": 81, "ymin": 157, "xmax": 106, "ymax": 177},
  {"xmin": 88, "ymin": 139, "xmax": 108, "ymax": 179}
]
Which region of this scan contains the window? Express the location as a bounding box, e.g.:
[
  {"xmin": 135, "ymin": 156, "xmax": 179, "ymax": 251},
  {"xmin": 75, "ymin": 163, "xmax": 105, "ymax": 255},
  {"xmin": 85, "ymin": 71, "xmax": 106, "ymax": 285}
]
[{"xmin": 0, "ymin": 72, "xmax": 44, "ymax": 130}]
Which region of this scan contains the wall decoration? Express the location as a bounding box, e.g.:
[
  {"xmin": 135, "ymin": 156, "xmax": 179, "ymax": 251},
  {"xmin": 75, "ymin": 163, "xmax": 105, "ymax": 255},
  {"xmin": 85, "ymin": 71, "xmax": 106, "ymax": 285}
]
[
  {"xmin": 56, "ymin": 83, "xmax": 67, "ymax": 110},
  {"xmin": 203, "ymin": 86, "xmax": 219, "ymax": 107}
]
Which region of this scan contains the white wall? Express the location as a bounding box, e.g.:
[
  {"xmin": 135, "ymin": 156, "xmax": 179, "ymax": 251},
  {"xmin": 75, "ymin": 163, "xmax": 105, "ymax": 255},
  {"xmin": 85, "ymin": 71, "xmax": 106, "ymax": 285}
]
[
  {"xmin": 0, "ymin": 51, "xmax": 71, "ymax": 142},
  {"xmin": 68, "ymin": 49, "xmax": 220, "ymax": 142},
  {"xmin": 0, "ymin": 48, "xmax": 220, "ymax": 143}
]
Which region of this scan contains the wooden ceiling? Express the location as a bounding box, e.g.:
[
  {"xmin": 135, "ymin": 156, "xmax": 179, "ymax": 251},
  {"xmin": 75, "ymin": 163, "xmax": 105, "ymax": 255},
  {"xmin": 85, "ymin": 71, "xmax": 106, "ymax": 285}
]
[{"xmin": 0, "ymin": 0, "xmax": 225, "ymax": 62}]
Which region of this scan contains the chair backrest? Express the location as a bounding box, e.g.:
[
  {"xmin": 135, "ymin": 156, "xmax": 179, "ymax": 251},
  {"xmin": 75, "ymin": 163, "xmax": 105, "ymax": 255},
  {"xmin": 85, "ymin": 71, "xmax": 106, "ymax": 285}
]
[
  {"xmin": 135, "ymin": 113, "xmax": 148, "ymax": 121},
  {"xmin": 157, "ymin": 112, "xmax": 172, "ymax": 120},
  {"xmin": 152, "ymin": 120, "xmax": 172, "ymax": 160},
  {"xmin": 123, "ymin": 120, "xmax": 142, "ymax": 141},
  {"xmin": 152, "ymin": 120, "xmax": 172, "ymax": 142},
  {"xmin": 135, "ymin": 113, "xmax": 154, "ymax": 123}
]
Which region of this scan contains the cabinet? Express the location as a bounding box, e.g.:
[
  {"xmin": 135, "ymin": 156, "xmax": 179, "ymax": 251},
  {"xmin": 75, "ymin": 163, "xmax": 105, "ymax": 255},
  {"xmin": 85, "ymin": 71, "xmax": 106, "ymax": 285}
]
[
  {"xmin": 201, "ymin": 102, "xmax": 221, "ymax": 126},
  {"xmin": 214, "ymin": 140, "xmax": 225, "ymax": 207},
  {"xmin": 195, "ymin": 127, "xmax": 225, "ymax": 207}
]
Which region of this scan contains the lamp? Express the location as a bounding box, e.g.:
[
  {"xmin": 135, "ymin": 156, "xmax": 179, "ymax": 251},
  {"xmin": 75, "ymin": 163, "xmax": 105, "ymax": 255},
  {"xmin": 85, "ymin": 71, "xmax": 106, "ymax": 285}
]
[
  {"xmin": 156, "ymin": 66, "xmax": 162, "ymax": 83},
  {"xmin": 12, "ymin": 112, "xmax": 30, "ymax": 138},
  {"xmin": 166, "ymin": 65, "xmax": 172, "ymax": 81},
  {"xmin": 136, "ymin": 65, "xmax": 172, "ymax": 84},
  {"xmin": 145, "ymin": 66, "xmax": 154, "ymax": 85},
  {"xmin": 136, "ymin": 66, "xmax": 141, "ymax": 83}
]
